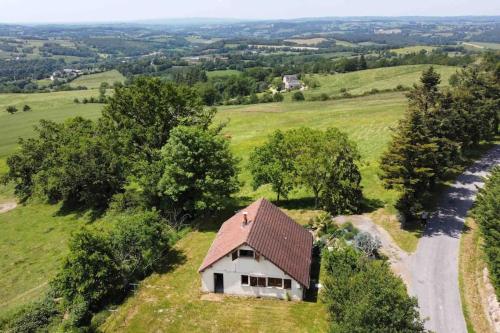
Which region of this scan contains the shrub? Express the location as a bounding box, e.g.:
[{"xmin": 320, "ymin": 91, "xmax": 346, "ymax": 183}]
[
  {"xmin": 6, "ymin": 105, "xmax": 18, "ymax": 114},
  {"xmin": 354, "ymin": 232, "xmax": 382, "ymax": 257},
  {"xmin": 73, "ymin": 98, "xmax": 80, "ymax": 104},
  {"xmin": 321, "ymin": 244, "xmax": 426, "ymax": 332},
  {"xmin": 22, "ymin": 104, "xmax": 31, "ymax": 112},
  {"xmin": 272, "ymin": 92, "xmax": 284, "ymax": 102},
  {"xmin": 292, "ymin": 91, "xmax": 305, "ymax": 101},
  {"xmin": 53, "ymin": 210, "xmax": 175, "ymax": 327},
  {"xmin": 7, "ymin": 298, "xmax": 59, "ymax": 333}
]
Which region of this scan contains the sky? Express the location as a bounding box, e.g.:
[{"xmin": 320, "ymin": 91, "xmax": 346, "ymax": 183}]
[{"xmin": 0, "ymin": 0, "xmax": 499, "ymax": 24}]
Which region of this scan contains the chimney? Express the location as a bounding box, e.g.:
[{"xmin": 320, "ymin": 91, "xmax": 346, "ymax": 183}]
[{"xmin": 242, "ymin": 211, "xmax": 248, "ymax": 225}]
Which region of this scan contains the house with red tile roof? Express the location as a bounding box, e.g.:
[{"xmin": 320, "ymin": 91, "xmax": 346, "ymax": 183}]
[{"xmin": 199, "ymin": 198, "xmax": 313, "ymax": 300}]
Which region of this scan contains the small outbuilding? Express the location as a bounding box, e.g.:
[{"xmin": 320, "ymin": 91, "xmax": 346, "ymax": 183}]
[{"xmin": 199, "ymin": 198, "xmax": 313, "ymax": 300}]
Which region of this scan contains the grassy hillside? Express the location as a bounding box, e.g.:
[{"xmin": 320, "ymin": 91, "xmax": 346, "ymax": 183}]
[
  {"xmin": 206, "ymin": 69, "xmax": 241, "ymax": 78},
  {"xmin": 0, "ymin": 203, "xmax": 87, "ymax": 315},
  {"xmin": 219, "ymin": 92, "xmax": 405, "ymax": 206},
  {"xmin": 390, "ymin": 46, "xmax": 437, "ymax": 54},
  {"xmin": 304, "ymin": 64, "xmax": 457, "ymax": 99},
  {"xmin": 0, "ymin": 90, "xmax": 103, "ymax": 158},
  {"xmin": 70, "ymin": 70, "xmax": 125, "ymax": 89}
]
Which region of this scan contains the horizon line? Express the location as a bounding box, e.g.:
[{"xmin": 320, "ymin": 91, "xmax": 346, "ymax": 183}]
[{"xmin": 1, "ymin": 14, "xmax": 500, "ymax": 26}]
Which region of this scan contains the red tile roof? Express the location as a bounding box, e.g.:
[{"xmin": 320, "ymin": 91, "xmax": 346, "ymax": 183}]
[{"xmin": 199, "ymin": 198, "xmax": 313, "ymax": 287}]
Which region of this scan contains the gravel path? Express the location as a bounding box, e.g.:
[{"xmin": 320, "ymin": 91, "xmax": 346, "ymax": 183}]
[{"xmin": 409, "ymin": 145, "xmax": 500, "ymax": 333}]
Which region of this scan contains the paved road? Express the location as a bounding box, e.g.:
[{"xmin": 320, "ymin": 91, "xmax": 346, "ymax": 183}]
[{"xmin": 409, "ymin": 145, "xmax": 500, "ymax": 333}]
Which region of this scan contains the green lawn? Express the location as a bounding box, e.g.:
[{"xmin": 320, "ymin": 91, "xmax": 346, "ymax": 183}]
[
  {"xmin": 0, "ymin": 90, "xmax": 103, "ymax": 158},
  {"xmin": 390, "ymin": 46, "xmax": 437, "ymax": 54},
  {"xmin": 70, "ymin": 70, "xmax": 125, "ymax": 89},
  {"xmin": 206, "ymin": 69, "xmax": 241, "ymax": 78},
  {"xmin": 461, "ymin": 41, "xmax": 500, "ymax": 51},
  {"xmin": 304, "ymin": 64, "xmax": 457, "ymax": 99},
  {"xmin": 0, "ymin": 203, "xmax": 87, "ymax": 315}
]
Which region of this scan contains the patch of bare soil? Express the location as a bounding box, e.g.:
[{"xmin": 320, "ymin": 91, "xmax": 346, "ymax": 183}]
[
  {"xmin": 0, "ymin": 201, "xmax": 17, "ymax": 214},
  {"xmin": 200, "ymin": 293, "xmax": 224, "ymax": 302},
  {"xmin": 483, "ymin": 268, "xmax": 500, "ymax": 333}
]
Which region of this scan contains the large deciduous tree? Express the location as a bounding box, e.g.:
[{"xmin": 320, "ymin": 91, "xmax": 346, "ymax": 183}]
[
  {"xmin": 3, "ymin": 118, "xmax": 125, "ymax": 209},
  {"xmin": 250, "ymin": 127, "xmax": 362, "ymax": 213},
  {"xmin": 249, "ymin": 130, "xmax": 295, "ymax": 203},
  {"xmin": 101, "ymin": 77, "xmax": 213, "ymax": 161},
  {"xmin": 157, "ymin": 125, "xmax": 240, "ymax": 215}
]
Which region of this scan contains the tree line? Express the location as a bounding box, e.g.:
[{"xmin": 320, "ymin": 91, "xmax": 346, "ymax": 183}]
[
  {"xmin": 472, "ymin": 166, "xmax": 500, "ymax": 298},
  {"xmin": 380, "ymin": 53, "xmax": 499, "ymax": 221}
]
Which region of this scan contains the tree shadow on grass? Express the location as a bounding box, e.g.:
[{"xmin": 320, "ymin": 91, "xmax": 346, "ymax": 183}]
[
  {"xmin": 195, "ymin": 198, "xmax": 252, "ymax": 233},
  {"xmin": 155, "ymin": 247, "xmax": 187, "ymax": 275},
  {"xmin": 54, "ymin": 202, "xmax": 106, "ymax": 222},
  {"xmin": 360, "ymin": 197, "xmax": 385, "ymax": 214},
  {"xmin": 276, "ymin": 197, "xmax": 316, "ymax": 210}
]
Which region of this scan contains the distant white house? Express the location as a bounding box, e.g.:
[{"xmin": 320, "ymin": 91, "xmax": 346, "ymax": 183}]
[
  {"xmin": 50, "ymin": 68, "xmax": 83, "ymax": 81},
  {"xmin": 283, "ymin": 74, "xmax": 302, "ymax": 90},
  {"xmin": 199, "ymin": 198, "xmax": 313, "ymax": 301}
]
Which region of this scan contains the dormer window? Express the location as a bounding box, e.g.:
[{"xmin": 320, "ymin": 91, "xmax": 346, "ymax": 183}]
[{"xmin": 239, "ymin": 249, "xmax": 254, "ymax": 258}]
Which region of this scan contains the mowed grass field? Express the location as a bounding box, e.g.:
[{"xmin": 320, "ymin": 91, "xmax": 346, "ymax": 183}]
[
  {"xmin": 0, "ymin": 90, "xmax": 103, "ymax": 158},
  {"xmin": 305, "ymin": 64, "xmax": 457, "ymax": 99},
  {"xmin": 390, "ymin": 45, "xmax": 437, "ymax": 54},
  {"xmin": 0, "ymin": 203, "xmax": 87, "ymax": 315},
  {"xmin": 206, "ymin": 69, "xmax": 241, "ymax": 78},
  {"xmin": 70, "ymin": 70, "xmax": 125, "ymax": 89}
]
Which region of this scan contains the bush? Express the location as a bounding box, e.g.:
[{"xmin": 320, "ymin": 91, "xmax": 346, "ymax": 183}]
[
  {"xmin": 272, "ymin": 92, "xmax": 284, "ymax": 102},
  {"xmin": 321, "ymin": 244, "xmax": 426, "ymax": 332},
  {"xmin": 6, "ymin": 105, "xmax": 18, "ymax": 114},
  {"xmin": 292, "ymin": 91, "xmax": 305, "ymax": 101},
  {"xmin": 22, "ymin": 104, "xmax": 31, "ymax": 112},
  {"xmin": 53, "ymin": 210, "xmax": 175, "ymax": 326},
  {"xmin": 354, "ymin": 232, "xmax": 382, "ymax": 257},
  {"xmin": 6, "ymin": 298, "xmax": 59, "ymax": 333}
]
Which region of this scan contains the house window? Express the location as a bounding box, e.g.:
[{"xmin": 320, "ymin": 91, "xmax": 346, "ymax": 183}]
[
  {"xmin": 250, "ymin": 276, "xmax": 267, "ymax": 287},
  {"xmin": 239, "ymin": 249, "xmax": 254, "ymax": 258},
  {"xmin": 267, "ymin": 277, "xmax": 283, "ymax": 288},
  {"xmin": 241, "ymin": 275, "xmax": 249, "ymax": 286},
  {"xmin": 250, "ymin": 276, "xmax": 257, "ymax": 286},
  {"xmin": 284, "ymin": 279, "xmax": 292, "ymax": 289},
  {"xmin": 231, "ymin": 251, "xmax": 238, "ymax": 261}
]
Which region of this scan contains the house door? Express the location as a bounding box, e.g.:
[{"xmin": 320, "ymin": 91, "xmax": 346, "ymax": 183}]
[{"xmin": 214, "ymin": 273, "xmax": 224, "ymax": 293}]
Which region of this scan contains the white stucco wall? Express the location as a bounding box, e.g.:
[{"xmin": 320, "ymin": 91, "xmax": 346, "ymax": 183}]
[{"xmin": 200, "ymin": 245, "xmax": 305, "ymax": 301}]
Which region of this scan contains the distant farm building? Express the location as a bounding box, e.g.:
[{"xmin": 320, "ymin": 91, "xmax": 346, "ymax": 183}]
[
  {"xmin": 50, "ymin": 68, "xmax": 82, "ymax": 81},
  {"xmin": 199, "ymin": 198, "xmax": 313, "ymax": 301},
  {"xmin": 283, "ymin": 74, "xmax": 302, "ymax": 90}
]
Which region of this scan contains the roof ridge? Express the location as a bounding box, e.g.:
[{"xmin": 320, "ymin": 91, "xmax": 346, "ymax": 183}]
[{"xmin": 245, "ymin": 197, "xmax": 265, "ymax": 242}]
